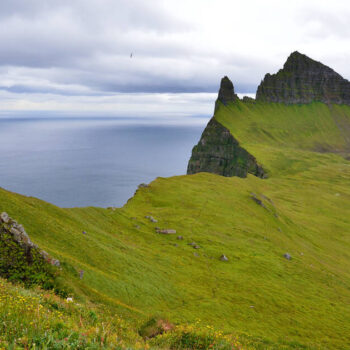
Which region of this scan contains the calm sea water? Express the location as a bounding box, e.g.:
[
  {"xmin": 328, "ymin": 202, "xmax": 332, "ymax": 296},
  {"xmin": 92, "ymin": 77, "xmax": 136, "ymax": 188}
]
[{"xmin": 0, "ymin": 118, "xmax": 205, "ymax": 207}]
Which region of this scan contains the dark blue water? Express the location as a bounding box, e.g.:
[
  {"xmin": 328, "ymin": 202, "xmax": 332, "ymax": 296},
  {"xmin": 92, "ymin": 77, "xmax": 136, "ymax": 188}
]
[{"xmin": 0, "ymin": 118, "xmax": 205, "ymax": 207}]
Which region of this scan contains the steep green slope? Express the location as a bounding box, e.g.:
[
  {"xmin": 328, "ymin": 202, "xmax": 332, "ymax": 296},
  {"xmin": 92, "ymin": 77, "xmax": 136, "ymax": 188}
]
[
  {"xmin": 215, "ymin": 100, "xmax": 350, "ymax": 175},
  {"xmin": 1, "ymin": 104, "xmax": 350, "ymax": 349}
]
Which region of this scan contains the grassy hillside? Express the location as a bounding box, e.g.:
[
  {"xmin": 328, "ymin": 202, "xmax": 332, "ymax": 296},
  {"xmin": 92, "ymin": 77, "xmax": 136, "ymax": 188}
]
[{"xmin": 1, "ymin": 100, "xmax": 350, "ymax": 349}]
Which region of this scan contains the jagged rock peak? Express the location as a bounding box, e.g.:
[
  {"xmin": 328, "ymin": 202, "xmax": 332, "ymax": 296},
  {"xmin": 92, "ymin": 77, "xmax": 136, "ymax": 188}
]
[
  {"xmin": 256, "ymin": 51, "xmax": 350, "ymax": 105},
  {"xmin": 215, "ymin": 76, "xmax": 238, "ymax": 112}
]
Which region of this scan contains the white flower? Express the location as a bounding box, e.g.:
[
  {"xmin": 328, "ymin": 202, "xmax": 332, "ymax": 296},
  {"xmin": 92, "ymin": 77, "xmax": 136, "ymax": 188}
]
[{"xmin": 66, "ymin": 297, "xmax": 73, "ymax": 303}]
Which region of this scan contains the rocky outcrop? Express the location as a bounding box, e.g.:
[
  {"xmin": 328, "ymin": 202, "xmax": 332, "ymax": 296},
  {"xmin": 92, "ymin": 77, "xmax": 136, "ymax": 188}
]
[
  {"xmin": 0, "ymin": 212, "xmax": 60, "ymax": 286},
  {"xmin": 187, "ymin": 117, "xmax": 265, "ymax": 178},
  {"xmin": 214, "ymin": 76, "xmax": 239, "ymax": 112},
  {"xmin": 256, "ymin": 51, "xmax": 350, "ymax": 105},
  {"xmin": 188, "ymin": 76, "xmax": 265, "ymax": 178}
]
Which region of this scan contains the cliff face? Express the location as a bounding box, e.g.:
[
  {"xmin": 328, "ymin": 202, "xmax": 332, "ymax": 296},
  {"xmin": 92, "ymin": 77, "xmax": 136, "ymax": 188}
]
[
  {"xmin": 187, "ymin": 76, "xmax": 265, "ymax": 178},
  {"xmin": 256, "ymin": 51, "xmax": 350, "ymax": 104},
  {"xmin": 187, "ymin": 117, "xmax": 265, "ymax": 177}
]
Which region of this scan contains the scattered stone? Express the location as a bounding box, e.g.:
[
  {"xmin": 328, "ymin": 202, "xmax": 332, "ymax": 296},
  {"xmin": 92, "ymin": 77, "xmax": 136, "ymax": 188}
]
[
  {"xmin": 193, "ymin": 252, "xmax": 199, "ymax": 257},
  {"xmin": 172, "ymin": 244, "xmax": 178, "ymax": 247},
  {"xmin": 188, "ymin": 242, "xmax": 196, "ymax": 246},
  {"xmin": 145, "ymin": 215, "xmax": 158, "ymax": 223},
  {"xmin": 249, "ymin": 305, "xmax": 255, "ymax": 308},
  {"xmin": 134, "ymin": 225, "xmax": 140, "ymax": 229},
  {"xmin": 139, "ymin": 318, "xmax": 174, "ymax": 339},
  {"xmin": 284, "ymin": 253, "xmax": 292, "ymax": 260},
  {"xmin": 193, "ymin": 245, "xmax": 200, "ymax": 249},
  {"xmin": 177, "ymin": 236, "xmax": 183, "ymax": 240},
  {"xmin": 0, "ymin": 212, "xmax": 10, "ymax": 224},
  {"xmin": 79, "ymin": 270, "xmax": 84, "ymax": 279},
  {"xmin": 40, "ymin": 250, "xmax": 49, "ymax": 260},
  {"xmin": 50, "ymin": 259, "xmax": 60, "ymax": 267},
  {"xmin": 220, "ymin": 254, "xmax": 229, "ymax": 261},
  {"xmin": 156, "ymin": 229, "xmax": 176, "ymax": 234},
  {"xmin": 278, "ymin": 227, "xmax": 282, "ymax": 232}
]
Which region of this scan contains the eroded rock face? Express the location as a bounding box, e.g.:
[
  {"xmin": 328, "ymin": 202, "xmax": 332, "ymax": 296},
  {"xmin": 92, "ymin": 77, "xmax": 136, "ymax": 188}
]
[
  {"xmin": 0, "ymin": 212, "xmax": 60, "ymax": 267},
  {"xmin": 187, "ymin": 117, "xmax": 265, "ymax": 178},
  {"xmin": 256, "ymin": 51, "xmax": 350, "ymax": 105}
]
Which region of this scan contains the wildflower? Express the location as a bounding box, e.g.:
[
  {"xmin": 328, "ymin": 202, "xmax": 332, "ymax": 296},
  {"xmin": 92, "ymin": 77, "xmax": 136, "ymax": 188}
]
[{"xmin": 66, "ymin": 297, "xmax": 73, "ymax": 303}]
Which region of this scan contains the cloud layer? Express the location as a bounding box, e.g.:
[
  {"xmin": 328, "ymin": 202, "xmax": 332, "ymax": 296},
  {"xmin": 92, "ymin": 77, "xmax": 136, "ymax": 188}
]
[{"xmin": 0, "ymin": 0, "xmax": 350, "ymax": 117}]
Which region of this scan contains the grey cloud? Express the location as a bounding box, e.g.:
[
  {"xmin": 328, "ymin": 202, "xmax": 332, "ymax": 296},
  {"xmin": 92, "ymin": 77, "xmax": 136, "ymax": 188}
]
[{"xmin": 0, "ymin": 0, "xmax": 349, "ymax": 102}]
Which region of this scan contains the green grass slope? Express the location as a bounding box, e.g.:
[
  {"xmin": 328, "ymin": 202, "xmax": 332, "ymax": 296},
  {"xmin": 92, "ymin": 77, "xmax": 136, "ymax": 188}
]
[{"xmin": 1, "ymin": 101, "xmax": 350, "ymax": 349}]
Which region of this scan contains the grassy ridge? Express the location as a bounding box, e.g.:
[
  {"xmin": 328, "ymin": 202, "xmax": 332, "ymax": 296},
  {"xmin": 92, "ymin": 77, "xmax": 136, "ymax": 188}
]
[{"xmin": 1, "ymin": 101, "xmax": 350, "ymax": 348}]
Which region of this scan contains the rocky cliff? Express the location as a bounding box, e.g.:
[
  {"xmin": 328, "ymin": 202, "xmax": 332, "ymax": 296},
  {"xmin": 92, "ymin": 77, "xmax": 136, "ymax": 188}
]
[
  {"xmin": 0, "ymin": 212, "xmax": 60, "ymax": 288},
  {"xmin": 256, "ymin": 51, "xmax": 350, "ymax": 104},
  {"xmin": 187, "ymin": 77, "xmax": 265, "ymax": 178},
  {"xmin": 187, "ymin": 117, "xmax": 265, "ymax": 177}
]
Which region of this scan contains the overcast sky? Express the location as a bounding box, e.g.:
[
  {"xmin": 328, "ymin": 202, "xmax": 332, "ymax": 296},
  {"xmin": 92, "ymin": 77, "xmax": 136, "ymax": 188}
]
[{"xmin": 1, "ymin": 0, "xmax": 350, "ymax": 120}]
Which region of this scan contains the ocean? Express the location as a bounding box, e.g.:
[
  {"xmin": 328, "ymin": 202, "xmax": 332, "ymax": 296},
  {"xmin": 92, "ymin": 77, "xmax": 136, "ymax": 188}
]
[{"xmin": 0, "ymin": 117, "xmax": 205, "ymax": 207}]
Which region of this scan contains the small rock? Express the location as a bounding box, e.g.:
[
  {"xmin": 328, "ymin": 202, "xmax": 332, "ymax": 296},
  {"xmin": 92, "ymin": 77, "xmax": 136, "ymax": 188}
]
[
  {"xmin": 138, "ymin": 183, "xmax": 148, "ymax": 189},
  {"xmin": 193, "ymin": 245, "xmax": 200, "ymax": 249},
  {"xmin": 177, "ymin": 236, "xmax": 183, "ymax": 240},
  {"xmin": 172, "ymin": 243, "xmax": 178, "ymax": 247},
  {"xmin": 249, "ymin": 305, "xmax": 255, "ymax": 308},
  {"xmin": 250, "ymin": 193, "xmax": 265, "ymax": 207},
  {"xmin": 0, "ymin": 212, "xmax": 9, "ymax": 224},
  {"xmin": 188, "ymin": 242, "xmax": 196, "ymax": 246},
  {"xmin": 79, "ymin": 270, "xmax": 84, "ymax": 279},
  {"xmin": 145, "ymin": 215, "xmax": 158, "ymax": 223},
  {"xmin": 278, "ymin": 227, "xmax": 282, "ymax": 232},
  {"xmin": 283, "ymin": 253, "xmax": 292, "ymax": 260},
  {"xmin": 193, "ymin": 252, "xmax": 199, "ymax": 257},
  {"xmin": 220, "ymin": 254, "xmax": 229, "ymax": 261},
  {"xmin": 156, "ymin": 229, "xmax": 176, "ymax": 234},
  {"xmin": 40, "ymin": 250, "xmax": 49, "ymax": 260},
  {"xmin": 50, "ymin": 259, "xmax": 60, "ymax": 267},
  {"xmin": 134, "ymin": 225, "xmax": 140, "ymax": 229}
]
